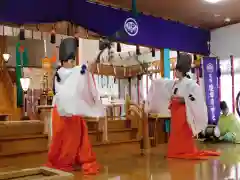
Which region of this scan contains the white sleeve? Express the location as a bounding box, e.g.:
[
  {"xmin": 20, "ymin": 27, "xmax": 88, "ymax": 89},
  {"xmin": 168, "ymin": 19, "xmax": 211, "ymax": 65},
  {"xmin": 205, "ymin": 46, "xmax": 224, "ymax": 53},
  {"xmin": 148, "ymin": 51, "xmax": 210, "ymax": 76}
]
[
  {"xmin": 56, "ymin": 69, "xmax": 104, "ymax": 117},
  {"xmin": 184, "ymin": 82, "xmax": 208, "ymax": 135},
  {"xmin": 88, "ymin": 73, "xmax": 99, "ymax": 101},
  {"xmin": 146, "ymin": 79, "xmax": 174, "ymax": 116},
  {"xmin": 74, "ymin": 71, "xmax": 104, "ymax": 117}
]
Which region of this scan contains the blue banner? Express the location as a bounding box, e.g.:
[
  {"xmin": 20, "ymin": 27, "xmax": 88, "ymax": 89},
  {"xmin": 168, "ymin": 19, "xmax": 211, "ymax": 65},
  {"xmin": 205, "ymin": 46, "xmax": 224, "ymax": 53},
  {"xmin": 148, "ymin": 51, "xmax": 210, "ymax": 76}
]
[
  {"xmin": 73, "ymin": 2, "xmax": 210, "ymax": 55},
  {"xmin": 0, "ymin": 0, "xmax": 210, "ymax": 55},
  {"xmin": 203, "ymin": 57, "xmax": 220, "ymax": 124}
]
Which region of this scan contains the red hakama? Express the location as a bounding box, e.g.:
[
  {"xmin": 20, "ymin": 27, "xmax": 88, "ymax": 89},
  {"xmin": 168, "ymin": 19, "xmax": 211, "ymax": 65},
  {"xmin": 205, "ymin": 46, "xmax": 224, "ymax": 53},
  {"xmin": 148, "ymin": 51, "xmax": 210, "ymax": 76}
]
[
  {"xmin": 167, "ymin": 98, "xmax": 220, "ymax": 159},
  {"xmin": 46, "ymin": 107, "xmax": 100, "ymax": 174}
]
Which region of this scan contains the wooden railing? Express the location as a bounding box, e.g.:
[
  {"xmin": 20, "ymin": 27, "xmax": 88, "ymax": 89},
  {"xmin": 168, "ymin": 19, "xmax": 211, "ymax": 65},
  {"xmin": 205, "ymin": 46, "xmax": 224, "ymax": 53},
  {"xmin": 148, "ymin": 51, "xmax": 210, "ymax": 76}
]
[
  {"xmin": 127, "ymin": 102, "xmax": 150, "ymax": 154},
  {"xmin": 0, "ymin": 63, "xmax": 16, "ymax": 109},
  {"xmin": 0, "ymin": 35, "xmax": 16, "ymax": 110}
]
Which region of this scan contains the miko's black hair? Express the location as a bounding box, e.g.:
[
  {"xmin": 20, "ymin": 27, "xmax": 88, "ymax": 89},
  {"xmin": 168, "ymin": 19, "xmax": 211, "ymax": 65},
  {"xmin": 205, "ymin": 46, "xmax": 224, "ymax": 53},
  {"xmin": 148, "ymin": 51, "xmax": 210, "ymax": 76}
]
[
  {"xmin": 52, "ymin": 61, "xmax": 64, "ymax": 95},
  {"xmin": 53, "ymin": 37, "xmax": 77, "ymax": 95},
  {"xmin": 185, "ymin": 73, "xmax": 191, "ymax": 79},
  {"xmin": 175, "ymin": 53, "xmax": 192, "ymax": 75},
  {"xmin": 220, "ymin": 101, "xmax": 228, "ymax": 111}
]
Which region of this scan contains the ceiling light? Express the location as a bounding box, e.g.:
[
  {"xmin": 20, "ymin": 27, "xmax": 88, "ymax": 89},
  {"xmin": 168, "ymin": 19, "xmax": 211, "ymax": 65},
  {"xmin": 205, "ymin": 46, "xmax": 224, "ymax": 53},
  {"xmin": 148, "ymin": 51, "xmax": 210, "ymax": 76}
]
[
  {"xmin": 224, "ymin": 18, "xmax": 231, "ymax": 22},
  {"xmin": 214, "ymin": 14, "xmax": 220, "ymax": 17},
  {"xmin": 204, "ymin": 0, "xmax": 222, "ymax": 3}
]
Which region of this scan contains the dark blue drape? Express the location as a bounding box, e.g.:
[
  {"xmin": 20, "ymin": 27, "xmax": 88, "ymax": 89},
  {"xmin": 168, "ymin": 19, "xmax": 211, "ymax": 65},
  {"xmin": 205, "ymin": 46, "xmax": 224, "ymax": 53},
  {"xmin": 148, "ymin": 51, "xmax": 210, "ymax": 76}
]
[{"xmin": 0, "ymin": 0, "xmax": 210, "ymax": 55}]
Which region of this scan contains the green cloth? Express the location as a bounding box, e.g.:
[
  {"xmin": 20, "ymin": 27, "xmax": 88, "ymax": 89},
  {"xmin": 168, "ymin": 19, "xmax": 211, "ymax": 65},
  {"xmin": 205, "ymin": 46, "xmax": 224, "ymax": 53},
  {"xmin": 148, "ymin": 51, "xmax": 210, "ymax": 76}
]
[
  {"xmin": 16, "ymin": 42, "xmax": 29, "ymax": 107},
  {"xmin": 218, "ymin": 113, "xmax": 240, "ymax": 143},
  {"xmin": 131, "ymin": 0, "xmax": 138, "ymax": 17},
  {"xmin": 165, "ymin": 119, "xmax": 170, "ymax": 133}
]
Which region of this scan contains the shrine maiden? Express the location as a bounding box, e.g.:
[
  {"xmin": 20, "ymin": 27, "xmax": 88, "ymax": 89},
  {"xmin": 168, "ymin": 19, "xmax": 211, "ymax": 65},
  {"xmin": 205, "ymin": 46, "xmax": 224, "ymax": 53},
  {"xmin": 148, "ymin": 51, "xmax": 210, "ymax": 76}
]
[
  {"xmin": 147, "ymin": 53, "xmax": 220, "ymax": 159},
  {"xmin": 218, "ymin": 101, "xmax": 240, "ymax": 143},
  {"xmin": 46, "ymin": 38, "xmax": 103, "ymax": 174}
]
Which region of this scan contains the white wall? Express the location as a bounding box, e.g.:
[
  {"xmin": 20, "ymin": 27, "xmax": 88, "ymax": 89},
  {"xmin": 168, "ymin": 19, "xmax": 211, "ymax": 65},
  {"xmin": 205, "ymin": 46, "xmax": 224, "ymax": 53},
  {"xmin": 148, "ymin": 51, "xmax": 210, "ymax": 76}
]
[
  {"xmin": 211, "ymin": 23, "xmax": 240, "ymax": 60},
  {"xmin": 211, "ymin": 23, "xmax": 240, "ymax": 116}
]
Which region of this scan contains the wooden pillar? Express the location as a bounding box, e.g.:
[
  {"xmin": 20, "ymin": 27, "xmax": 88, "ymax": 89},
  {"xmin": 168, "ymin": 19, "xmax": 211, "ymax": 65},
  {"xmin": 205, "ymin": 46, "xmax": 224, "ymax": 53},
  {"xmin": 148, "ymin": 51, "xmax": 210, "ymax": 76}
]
[
  {"xmin": 142, "ymin": 101, "xmax": 150, "ymax": 154},
  {"xmin": 128, "ymin": 77, "xmax": 131, "ymax": 99},
  {"xmin": 76, "ymin": 46, "xmax": 79, "ymax": 65},
  {"xmin": 77, "ymin": 38, "xmax": 83, "ymax": 65},
  {"xmin": 0, "ymin": 35, "xmax": 7, "ymax": 67},
  {"xmin": 160, "ymin": 49, "xmax": 164, "ymax": 77}
]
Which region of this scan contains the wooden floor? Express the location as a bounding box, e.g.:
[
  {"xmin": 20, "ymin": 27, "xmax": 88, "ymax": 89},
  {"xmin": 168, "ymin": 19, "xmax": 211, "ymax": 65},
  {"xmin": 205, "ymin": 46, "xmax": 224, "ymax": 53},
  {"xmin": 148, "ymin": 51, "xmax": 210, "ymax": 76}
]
[{"xmin": 1, "ymin": 143, "xmax": 240, "ymax": 180}]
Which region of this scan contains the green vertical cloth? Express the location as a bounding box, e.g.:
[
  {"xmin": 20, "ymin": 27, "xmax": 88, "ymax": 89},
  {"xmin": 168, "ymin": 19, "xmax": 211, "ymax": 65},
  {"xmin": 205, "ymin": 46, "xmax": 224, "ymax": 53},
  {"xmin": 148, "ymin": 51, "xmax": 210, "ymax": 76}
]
[
  {"xmin": 15, "ymin": 42, "xmax": 29, "ymax": 107},
  {"xmin": 22, "ymin": 48, "xmax": 29, "ymax": 66},
  {"xmin": 131, "ymin": 0, "xmax": 138, "ymax": 17}
]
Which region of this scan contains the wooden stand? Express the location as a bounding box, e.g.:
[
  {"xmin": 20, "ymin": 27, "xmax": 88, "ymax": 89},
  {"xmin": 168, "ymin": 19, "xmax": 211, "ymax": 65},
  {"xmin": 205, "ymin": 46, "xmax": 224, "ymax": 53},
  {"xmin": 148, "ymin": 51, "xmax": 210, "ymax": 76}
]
[
  {"xmin": 0, "ymin": 120, "xmax": 48, "ymax": 156},
  {"xmin": 0, "ymin": 167, "xmax": 73, "ymax": 180},
  {"xmin": 104, "ymin": 100, "xmax": 124, "ymax": 121},
  {"xmin": 84, "ymin": 107, "xmax": 109, "ymax": 144},
  {"xmin": 126, "ymin": 102, "xmax": 150, "ymax": 155},
  {"xmin": 148, "ymin": 113, "xmax": 171, "ymax": 146},
  {"xmin": 141, "ymin": 102, "xmax": 150, "ymax": 154},
  {"xmin": 37, "ymin": 105, "xmax": 53, "ymax": 145}
]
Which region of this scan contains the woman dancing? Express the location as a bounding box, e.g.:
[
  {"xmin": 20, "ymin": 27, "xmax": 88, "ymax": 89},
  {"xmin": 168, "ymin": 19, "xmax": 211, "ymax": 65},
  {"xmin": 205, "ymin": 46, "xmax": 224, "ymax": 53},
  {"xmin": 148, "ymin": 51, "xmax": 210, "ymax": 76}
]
[
  {"xmin": 46, "ymin": 38, "xmax": 104, "ymax": 174},
  {"xmin": 147, "ymin": 53, "xmax": 220, "ymax": 159}
]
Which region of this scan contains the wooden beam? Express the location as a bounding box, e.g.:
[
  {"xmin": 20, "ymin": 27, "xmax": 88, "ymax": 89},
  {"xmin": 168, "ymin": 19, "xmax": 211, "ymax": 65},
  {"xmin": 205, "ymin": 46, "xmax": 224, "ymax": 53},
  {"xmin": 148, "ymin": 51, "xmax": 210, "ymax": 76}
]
[
  {"xmin": 160, "ymin": 49, "xmax": 164, "ymax": 77},
  {"xmin": 90, "ymin": 61, "xmax": 158, "ymax": 78}
]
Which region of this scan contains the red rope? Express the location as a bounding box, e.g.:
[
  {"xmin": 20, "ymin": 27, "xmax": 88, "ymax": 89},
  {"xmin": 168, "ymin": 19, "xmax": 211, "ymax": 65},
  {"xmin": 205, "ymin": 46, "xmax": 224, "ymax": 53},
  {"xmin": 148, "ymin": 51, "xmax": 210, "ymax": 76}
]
[
  {"xmin": 230, "ymin": 55, "xmax": 235, "ymax": 113},
  {"xmin": 91, "ymin": 73, "xmax": 96, "ymax": 88},
  {"xmin": 218, "ymin": 60, "xmax": 221, "ymax": 101},
  {"xmin": 137, "ymin": 78, "xmax": 140, "ymax": 104},
  {"xmin": 196, "ymin": 68, "xmax": 200, "ymax": 85}
]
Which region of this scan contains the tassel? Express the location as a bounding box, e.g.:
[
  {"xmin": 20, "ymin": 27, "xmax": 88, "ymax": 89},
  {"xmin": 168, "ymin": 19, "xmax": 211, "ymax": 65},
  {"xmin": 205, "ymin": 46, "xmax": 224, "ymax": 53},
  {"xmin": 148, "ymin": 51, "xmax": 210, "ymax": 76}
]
[
  {"xmin": 193, "ymin": 54, "xmax": 197, "ymax": 61},
  {"xmin": 191, "ymin": 68, "xmax": 195, "ymax": 74},
  {"xmin": 75, "ymin": 37, "xmax": 79, "ymax": 47},
  {"xmin": 19, "ymin": 27, "xmax": 25, "ymax": 40},
  {"xmin": 117, "ymin": 42, "xmax": 121, "ymax": 52},
  {"xmin": 151, "ymin": 48, "xmax": 155, "ymax": 57},
  {"xmin": 217, "ymin": 67, "xmax": 221, "ymax": 78},
  {"xmin": 177, "ymin": 51, "xmax": 180, "ymax": 59},
  {"xmin": 137, "ymin": 75, "xmax": 142, "ymax": 80},
  {"xmin": 199, "ymin": 65, "xmax": 203, "ymax": 78},
  {"xmin": 50, "ymin": 30, "xmax": 56, "ymax": 44},
  {"xmin": 98, "ymin": 40, "xmax": 101, "ymax": 50},
  {"xmin": 136, "ymin": 45, "xmax": 140, "ymax": 55}
]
